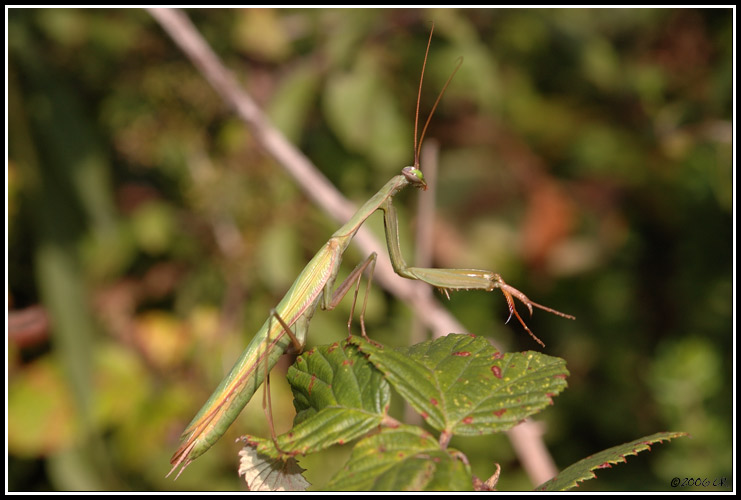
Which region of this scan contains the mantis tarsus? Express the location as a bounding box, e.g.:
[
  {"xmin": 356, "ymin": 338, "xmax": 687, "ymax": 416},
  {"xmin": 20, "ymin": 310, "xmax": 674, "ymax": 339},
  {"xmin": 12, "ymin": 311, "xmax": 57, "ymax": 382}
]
[{"xmin": 168, "ymin": 26, "xmax": 574, "ymax": 479}]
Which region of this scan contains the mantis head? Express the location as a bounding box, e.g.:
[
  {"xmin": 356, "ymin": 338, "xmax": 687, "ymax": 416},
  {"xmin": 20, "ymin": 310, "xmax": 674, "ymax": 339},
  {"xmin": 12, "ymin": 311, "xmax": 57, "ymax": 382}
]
[{"xmin": 402, "ymin": 166, "xmax": 428, "ymax": 191}]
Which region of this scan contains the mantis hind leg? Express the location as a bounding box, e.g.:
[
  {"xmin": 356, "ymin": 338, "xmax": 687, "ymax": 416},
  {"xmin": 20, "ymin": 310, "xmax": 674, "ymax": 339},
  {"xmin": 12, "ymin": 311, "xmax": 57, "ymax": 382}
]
[{"xmin": 261, "ymin": 309, "xmax": 306, "ymax": 455}]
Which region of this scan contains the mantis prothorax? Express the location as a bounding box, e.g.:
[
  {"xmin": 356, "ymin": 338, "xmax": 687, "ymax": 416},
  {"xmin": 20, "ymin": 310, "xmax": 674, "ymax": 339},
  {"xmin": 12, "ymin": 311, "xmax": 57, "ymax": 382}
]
[{"xmin": 168, "ymin": 26, "xmax": 574, "ymax": 479}]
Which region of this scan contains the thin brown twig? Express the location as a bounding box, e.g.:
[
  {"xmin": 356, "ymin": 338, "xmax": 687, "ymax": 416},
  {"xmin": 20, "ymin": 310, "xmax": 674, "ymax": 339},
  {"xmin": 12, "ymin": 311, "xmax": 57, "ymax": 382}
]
[
  {"xmin": 410, "ymin": 139, "xmax": 439, "ymax": 345},
  {"xmin": 147, "ymin": 7, "xmax": 557, "ymax": 487}
]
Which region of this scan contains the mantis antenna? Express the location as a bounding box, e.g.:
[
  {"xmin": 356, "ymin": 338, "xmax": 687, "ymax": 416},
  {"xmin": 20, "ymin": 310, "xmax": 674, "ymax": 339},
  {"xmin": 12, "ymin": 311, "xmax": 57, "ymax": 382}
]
[{"xmin": 413, "ymin": 22, "xmax": 464, "ymax": 171}]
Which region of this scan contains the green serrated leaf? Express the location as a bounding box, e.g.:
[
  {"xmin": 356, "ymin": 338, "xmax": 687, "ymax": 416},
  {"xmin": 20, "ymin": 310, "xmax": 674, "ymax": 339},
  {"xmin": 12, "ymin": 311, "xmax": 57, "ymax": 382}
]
[
  {"xmin": 241, "ymin": 339, "xmax": 390, "ymax": 459},
  {"xmin": 288, "ymin": 339, "xmax": 390, "ymax": 423},
  {"xmin": 350, "ymin": 334, "xmax": 569, "ymax": 436},
  {"xmin": 535, "ymin": 431, "xmax": 690, "ymax": 491},
  {"xmin": 327, "ymin": 425, "xmax": 472, "ymax": 491},
  {"xmin": 244, "ymin": 406, "xmax": 386, "ymax": 459}
]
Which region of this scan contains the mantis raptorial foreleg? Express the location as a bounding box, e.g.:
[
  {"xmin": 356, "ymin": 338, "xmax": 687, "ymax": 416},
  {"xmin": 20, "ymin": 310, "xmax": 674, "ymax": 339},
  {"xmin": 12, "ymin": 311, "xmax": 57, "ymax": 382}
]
[{"xmin": 380, "ymin": 196, "xmax": 574, "ymax": 348}]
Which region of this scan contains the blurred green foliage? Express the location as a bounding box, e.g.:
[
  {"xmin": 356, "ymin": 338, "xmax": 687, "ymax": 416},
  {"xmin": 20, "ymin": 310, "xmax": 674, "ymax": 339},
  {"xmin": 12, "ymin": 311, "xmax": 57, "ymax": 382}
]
[{"xmin": 7, "ymin": 7, "xmax": 732, "ymax": 491}]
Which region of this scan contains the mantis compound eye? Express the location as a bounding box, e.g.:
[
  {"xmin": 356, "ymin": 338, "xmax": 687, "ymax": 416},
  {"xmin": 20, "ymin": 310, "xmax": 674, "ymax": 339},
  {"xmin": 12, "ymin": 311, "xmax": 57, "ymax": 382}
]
[{"xmin": 402, "ymin": 166, "xmax": 428, "ymax": 190}]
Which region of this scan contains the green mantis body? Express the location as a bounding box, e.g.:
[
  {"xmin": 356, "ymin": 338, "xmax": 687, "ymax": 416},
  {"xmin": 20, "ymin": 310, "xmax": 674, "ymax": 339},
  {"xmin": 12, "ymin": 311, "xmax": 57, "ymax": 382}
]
[
  {"xmin": 168, "ymin": 168, "xmax": 421, "ymax": 477},
  {"xmin": 168, "ymin": 166, "xmax": 572, "ymax": 478},
  {"xmin": 168, "ymin": 28, "xmax": 574, "ymax": 480}
]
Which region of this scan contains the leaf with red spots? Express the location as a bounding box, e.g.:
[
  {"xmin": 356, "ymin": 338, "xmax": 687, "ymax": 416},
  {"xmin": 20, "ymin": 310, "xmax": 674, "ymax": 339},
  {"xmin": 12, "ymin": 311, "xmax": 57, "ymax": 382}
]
[
  {"xmin": 241, "ymin": 338, "xmax": 389, "ymax": 460},
  {"xmin": 327, "ymin": 425, "xmax": 472, "ymax": 491},
  {"xmin": 349, "ymin": 334, "xmax": 568, "ymax": 436},
  {"xmin": 534, "ymin": 431, "xmax": 689, "ymax": 491},
  {"xmin": 289, "ymin": 338, "xmax": 388, "ymax": 425}
]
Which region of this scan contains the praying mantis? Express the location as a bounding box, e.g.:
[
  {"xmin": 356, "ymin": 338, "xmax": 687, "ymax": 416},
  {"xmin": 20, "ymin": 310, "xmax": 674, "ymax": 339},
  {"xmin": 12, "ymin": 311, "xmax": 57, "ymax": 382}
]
[{"xmin": 168, "ymin": 25, "xmax": 574, "ymax": 480}]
